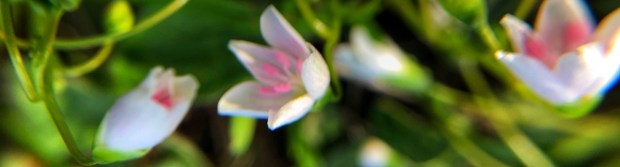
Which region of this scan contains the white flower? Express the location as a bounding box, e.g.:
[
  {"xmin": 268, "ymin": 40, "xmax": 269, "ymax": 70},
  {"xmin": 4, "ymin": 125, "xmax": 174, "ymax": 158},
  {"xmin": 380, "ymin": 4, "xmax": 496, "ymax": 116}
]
[
  {"xmin": 93, "ymin": 66, "xmax": 199, "ymax": 163},
  {"xmin": 218, "ymin": 6, "xmax": 330, "ymax": 130},
  {"xmin": 335, "ymin": 26, "xmax": 429, "ymax": 96},
  {"xmin": 359, "ymin": 137, "xmax": 393, "ymax": 167},
  {"xmin": 497, "ymin": 0, "xmax": 620, "ymax": 104}
]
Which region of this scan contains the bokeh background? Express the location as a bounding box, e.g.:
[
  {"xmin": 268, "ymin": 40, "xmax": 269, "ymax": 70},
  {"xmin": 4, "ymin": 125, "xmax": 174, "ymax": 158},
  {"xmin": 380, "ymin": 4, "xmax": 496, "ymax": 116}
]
[{"xmin": 2, "ymin": 0, "xmax": 620, "ymax": 166}]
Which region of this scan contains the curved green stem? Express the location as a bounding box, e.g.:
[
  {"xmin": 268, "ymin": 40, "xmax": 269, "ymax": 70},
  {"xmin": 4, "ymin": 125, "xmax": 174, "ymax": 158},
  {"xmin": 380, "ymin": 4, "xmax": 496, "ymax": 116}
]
[
  {"xmin": 42, "ymin": 69, "xmax": 96, "ymax": 166},
  {"xmin": 295, "ymin": 0, "xmax": 331, "ymax": 39},
  {"xmin": 324, "ymin": 0, "xmax": 343, "ymax": 101},
  {"xmin": 0, "ymin": 0, "xmax": 39, "ymax": 101},
  {"xmin": 33, "ymin": 8, "xmax": 63, "ymax": 102},
  {"xmin": 2, "ymin": 0, "xmax": 188, "ymax": 50},
  {"xmin": 65, "ymin": 41, "xmax": 114, "ymax": 77}
]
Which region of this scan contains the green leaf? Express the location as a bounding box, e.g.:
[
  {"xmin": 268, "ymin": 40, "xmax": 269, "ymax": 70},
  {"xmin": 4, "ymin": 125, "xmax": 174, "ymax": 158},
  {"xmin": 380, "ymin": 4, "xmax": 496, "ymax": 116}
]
[
  {"xmin": 48, "ymin": 0, "xmax": 81, "ymax": 11},
  {"xmin": 92, "ymin": 144, "xmax": 149, "ymax": 164},
  {"xmin": 369, "ymin": 98, "xmax": 448, "ymax": 161},
  {"xmin": 229, "ymin": 117, "xmax": 256, "ymax": 155}
]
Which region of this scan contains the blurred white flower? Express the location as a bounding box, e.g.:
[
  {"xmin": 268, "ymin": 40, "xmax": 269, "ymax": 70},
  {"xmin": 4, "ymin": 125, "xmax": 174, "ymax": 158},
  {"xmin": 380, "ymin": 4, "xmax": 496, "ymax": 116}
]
[
  {"xmin": 93, "ymin": 66, "xmax": 199, "ymax": 163},
  {"xmin": 359, "ymin": 137, "xmax": 393, "ymax": 167},
  {"xmin": 218, "ymin": 6, "xmax": 330, "ymax": 130},
  {"xmin": 497, "ymin": 0, "xmax": 620, "ymax": 104},
  {"xmin": 335, "ymin": 26, "xmax": 430, "ymax": 97}
]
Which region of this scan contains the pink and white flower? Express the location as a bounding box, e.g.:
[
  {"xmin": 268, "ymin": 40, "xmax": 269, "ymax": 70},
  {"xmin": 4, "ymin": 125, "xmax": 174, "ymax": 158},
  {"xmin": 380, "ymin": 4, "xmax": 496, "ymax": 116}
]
[
  {"xmin": 93, "ymin": 66, "xmax": 199, "ymax": 163},
  {"xmin": 497, "ymin": 0, "xmax": 620, "ymax": 104},
  {"xmin": 218, "ymin": 6, "xmax": 330, "ymax": 130}
]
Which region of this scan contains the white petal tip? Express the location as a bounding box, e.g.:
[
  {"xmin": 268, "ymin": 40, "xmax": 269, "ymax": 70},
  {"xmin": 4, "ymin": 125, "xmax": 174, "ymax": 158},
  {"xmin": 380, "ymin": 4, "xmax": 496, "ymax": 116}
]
[
  {"xmin": 301, "ymin": 45, "xmax": 330, "ymax": 99},
  {"xmin": 266, "ymin": 95, "xmax": 315, "ymax": 130}
]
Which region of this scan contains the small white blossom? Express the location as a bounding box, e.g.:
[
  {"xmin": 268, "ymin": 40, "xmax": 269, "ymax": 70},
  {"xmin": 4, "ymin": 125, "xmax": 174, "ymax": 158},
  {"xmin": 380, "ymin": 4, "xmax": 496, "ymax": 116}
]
[{"xmin": 218, "ymin": 6, "xmax": 330, "ymax": 130}]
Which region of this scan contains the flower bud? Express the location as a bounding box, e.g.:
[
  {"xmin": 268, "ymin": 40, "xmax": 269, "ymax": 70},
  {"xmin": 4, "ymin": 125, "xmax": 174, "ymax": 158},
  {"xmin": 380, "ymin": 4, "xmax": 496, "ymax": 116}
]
[
  {"xmin": 93, "ymin": 66, "xmax": 198, "ymax": 163},
  {"xmin": 104, "ymin": 0, "xmax": 134, "ymax": 34}
]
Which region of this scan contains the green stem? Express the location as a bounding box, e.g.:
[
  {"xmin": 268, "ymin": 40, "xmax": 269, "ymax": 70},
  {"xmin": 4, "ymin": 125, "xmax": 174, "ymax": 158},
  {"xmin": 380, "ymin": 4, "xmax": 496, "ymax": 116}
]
[
  {"xmin": 458, "ymin": 61, "xmax": 555, "ymax": 167},
  {"xmin": 324, "ymin": 0, "xmax": 343, "ymax": 101},
  {"xmin": 42, "ymin": 69, "xmax": 96, "ymax": 166},
  {"xmin": 386, "ymin": 0, "xmax": 422, "ymax": 34},
  {"xmin": 65, "ymin": 41, "xmax": 114, "ymax": 77},
  {"xmin": 295, "ymin": 0, "xmax": 331, "ymax": 39},
  {"xmin": 491, "ymin": 111, "xmax": 555, "ymax": 167},
  {"xmin": 441, "ymin": 120, "xmax": 509, "ymax": 167},
  {"xmin": 515, "ymin": 0, "xmax": 537, "ymax": 19},
  {"xmin": 477, "ymin": 23, "xmax": 500, "ymax": 51},
  {"xmin": 427, "ymin": 85, "xmax": 508, "ymax": 167},
  {"xmin": 33, "ymin": 8, "xmax": 63, "ymax": 101},
  {"xmin": 0, "ymin": 0, "xmax": 39, "ymax": 101},
  {"xmin": 1, "ymin": 0, "xmax": 188, "ymax": 50}
]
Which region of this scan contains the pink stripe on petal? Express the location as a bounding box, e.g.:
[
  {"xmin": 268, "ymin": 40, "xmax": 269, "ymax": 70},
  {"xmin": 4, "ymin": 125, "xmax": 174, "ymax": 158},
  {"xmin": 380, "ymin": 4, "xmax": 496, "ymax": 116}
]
[
  {"xmin": 259, "ymin": 86, "xmax": 278, "ymax": 96},
  {"xmin": 273, "ymin": 83, "xmax": 292, "ymax": 93},
  {"xmin": 259, "ymin": 83, "xmax": 293, "ymax": 96},
  {"xmin": 262, "ymin": 64, "xmax": 281, "ymax": 76},
  {"xmin": 151, "ymin": 87, "xmax": 173, "ymax": 110},
  {"xmin": 274, "ymin": 51, "xmax": 291, "ymax": 70}
]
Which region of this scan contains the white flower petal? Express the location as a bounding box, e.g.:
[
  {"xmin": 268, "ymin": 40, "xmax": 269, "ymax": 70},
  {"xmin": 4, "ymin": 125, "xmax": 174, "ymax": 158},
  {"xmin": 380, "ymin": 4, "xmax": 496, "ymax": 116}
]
[
  {"xmin": 500, "ymin": 15, "xmax": 533, "ymax": 53},
  {"xmin": 351, "ymin": 26, "xmax": 380, "ymax": 62},
  {"xmin": 301, "ymin": 44, "xmax": 330, "ymax": 99},
  {"xmin": 497, "ymin": 52, "xmax": 577, "ymax": 104},
  {"xmin": 554, "ymin": 44, "xmax": 605, "ymax": 98},
  {"xmin": 102, "ymin": 90, "xmax": 169, "ymax": 151},
  {"xmin": 267, "ymin": 94, "xmax": 315, "ymax": 130},
  {"xmin": 588, "ymin": 35, "xmax": 620, "ymax": 95},
  {"xmin": 100, "ymin": 67, "xmax": 198, "ymax": 151},
  {"xmin": 218, "ymin": 81, "xmax": 301, "ymax": 118},
  {"xmin": 229, "ymin": 40, "xmax": 295, "ymax": 85},
  {"xmin": 536, "ymin": 0, "xmax": 594, "ymax": 53},
  {"xmin": 594, "ymin": 8, "xmax": 620, "ymax": 48},
  {"xmin": 260, "ymin": 5, "xmax": 309, "ymax": 59},
  {"xmin": 335, "ymin": 44, "xmax": 377, "ymax": 83}
]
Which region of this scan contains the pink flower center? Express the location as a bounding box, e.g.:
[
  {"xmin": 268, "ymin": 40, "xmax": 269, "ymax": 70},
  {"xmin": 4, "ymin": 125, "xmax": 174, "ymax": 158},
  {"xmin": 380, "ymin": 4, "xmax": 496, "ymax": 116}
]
[
  {"xmin": 562, "ymin": 21, "xmax": 591, "ymax": 53},
  {"xmin": 152, "ymin": 87, "xmax": 173, "ymax": 110},
  {"xmin": 525, "ymin": 36, "xmax": 556, "ymax": 68}
]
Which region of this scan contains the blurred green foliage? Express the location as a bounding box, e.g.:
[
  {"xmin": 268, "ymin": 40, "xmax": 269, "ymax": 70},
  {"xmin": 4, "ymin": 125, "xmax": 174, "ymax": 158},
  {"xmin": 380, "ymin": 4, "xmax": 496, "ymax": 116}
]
[{"xmin": 1, "ymin": 0, "xmax": 620, "ymax": 167}]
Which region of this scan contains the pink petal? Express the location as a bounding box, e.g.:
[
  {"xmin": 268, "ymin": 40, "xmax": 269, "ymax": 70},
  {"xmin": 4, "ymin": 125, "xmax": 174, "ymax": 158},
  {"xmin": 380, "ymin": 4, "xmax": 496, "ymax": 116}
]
[
  {"xmin": 535, "ymin": 0, "xmax": 594, "ymax": 54},
  {"xmin": 218, "ymin": 81, "xmax": 303, "ymax": 118},
  {"xmin": 261, "ymin": 5, "xmax": 309, "ymax": 60},
  {"xmin": 267, "ymin": 94, "xmax": 315, "ymax": 130},
  {"xmin": 594, "ymin": 8, "xmax": 620, "ymax": 51},
  {"xmin": 301, "ymin": 44, "xmax": 330, "ymax": 99},
  {"xmin": 229, "ymin": 40, "xmax": 297, "ymax": 85}
]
